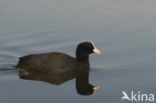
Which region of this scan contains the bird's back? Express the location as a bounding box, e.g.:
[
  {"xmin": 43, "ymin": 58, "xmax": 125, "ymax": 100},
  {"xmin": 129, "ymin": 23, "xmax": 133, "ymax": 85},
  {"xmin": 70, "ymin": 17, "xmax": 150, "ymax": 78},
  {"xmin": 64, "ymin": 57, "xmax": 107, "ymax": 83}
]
[{"xmin": 16, "ymin": 52, "xmax": 78, "ymax": 73}]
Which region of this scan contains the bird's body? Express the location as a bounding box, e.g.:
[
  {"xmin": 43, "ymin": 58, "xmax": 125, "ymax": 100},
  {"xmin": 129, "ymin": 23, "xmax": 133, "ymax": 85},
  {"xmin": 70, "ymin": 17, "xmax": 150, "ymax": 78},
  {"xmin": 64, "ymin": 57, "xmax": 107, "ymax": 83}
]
[
  {"xmin": 16, "ymin": 52, "xmax": 82, "ymax": 73},
  {"xmin": 16, "ymin": 42, "xmax": 101, "ymax": 74}
]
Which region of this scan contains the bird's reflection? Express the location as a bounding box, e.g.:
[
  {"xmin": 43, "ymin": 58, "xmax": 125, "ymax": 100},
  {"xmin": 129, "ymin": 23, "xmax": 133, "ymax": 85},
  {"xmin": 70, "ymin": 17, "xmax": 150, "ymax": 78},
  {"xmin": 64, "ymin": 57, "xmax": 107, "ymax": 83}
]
[{"xmin": 18, "ymin": 67, "xmax": 100, "ymax": 95}]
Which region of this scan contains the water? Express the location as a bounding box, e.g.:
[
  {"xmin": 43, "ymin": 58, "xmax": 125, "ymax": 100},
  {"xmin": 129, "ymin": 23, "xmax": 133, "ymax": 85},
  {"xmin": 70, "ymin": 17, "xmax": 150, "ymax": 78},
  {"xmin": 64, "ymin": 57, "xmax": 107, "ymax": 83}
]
[{"xmin": 0, "ymin": 0, "xmax": 156, "ymax": 103}]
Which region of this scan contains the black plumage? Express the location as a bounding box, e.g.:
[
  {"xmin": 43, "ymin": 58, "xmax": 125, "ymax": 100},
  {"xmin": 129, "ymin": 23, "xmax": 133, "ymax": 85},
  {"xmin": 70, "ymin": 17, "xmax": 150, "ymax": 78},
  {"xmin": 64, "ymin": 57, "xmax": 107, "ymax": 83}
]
[{"xmin": 15, "ymin": 42, "xmax": 101, "ymax": 73}]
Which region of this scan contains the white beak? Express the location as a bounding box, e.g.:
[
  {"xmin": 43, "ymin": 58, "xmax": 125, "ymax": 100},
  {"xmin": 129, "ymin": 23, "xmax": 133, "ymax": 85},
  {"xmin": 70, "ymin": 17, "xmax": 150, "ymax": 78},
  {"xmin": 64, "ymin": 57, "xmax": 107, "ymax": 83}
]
[
  {"xmin": 91, "ymin": 42, "xmax": 101, "ymax": 55},
  {"xmin": 93, "ymin": 48, "xmax": 101, "ymax": 54}
]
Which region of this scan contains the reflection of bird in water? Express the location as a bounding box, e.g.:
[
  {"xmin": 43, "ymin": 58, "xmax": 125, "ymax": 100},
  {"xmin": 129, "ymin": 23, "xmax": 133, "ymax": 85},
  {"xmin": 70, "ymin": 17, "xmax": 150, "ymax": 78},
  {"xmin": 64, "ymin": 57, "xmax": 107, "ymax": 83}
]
[
  {"xmin": 76, "ymin": 68, "xmax": 100, "ymax": 95},
  {"xmin": 19, "ymin": 70, "xmax": 76, "ymax": 85},
  {"xmin": 19, "ymin": 67, "xmax": 100, "ymax": 95},
  {"xmin": 15, "ymin": 42, "xmax": 101, "ymax": 74}
]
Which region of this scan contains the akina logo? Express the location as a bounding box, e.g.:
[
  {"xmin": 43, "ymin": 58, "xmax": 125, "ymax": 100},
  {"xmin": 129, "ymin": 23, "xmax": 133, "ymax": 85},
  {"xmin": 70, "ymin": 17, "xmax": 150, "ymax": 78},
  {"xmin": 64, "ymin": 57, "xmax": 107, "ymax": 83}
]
[{"xmin": 121, "ymin": 91, "xmax": 155, "ymax": 102}]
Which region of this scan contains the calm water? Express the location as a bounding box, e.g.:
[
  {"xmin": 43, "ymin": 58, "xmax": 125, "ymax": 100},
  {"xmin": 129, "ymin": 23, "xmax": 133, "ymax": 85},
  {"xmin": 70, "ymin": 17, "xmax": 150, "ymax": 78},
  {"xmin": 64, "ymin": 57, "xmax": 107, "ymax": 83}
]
[{"xmin": 0, "ymin": 0, "xmax": 156, "ymax": 103}]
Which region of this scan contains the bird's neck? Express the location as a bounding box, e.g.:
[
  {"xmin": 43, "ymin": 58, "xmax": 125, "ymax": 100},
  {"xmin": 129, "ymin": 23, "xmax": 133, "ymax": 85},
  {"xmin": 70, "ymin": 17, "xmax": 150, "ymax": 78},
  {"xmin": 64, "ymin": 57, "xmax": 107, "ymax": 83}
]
[{"xmin": 76, "ymin": 52, "xmax": 89, "ymax": 65}]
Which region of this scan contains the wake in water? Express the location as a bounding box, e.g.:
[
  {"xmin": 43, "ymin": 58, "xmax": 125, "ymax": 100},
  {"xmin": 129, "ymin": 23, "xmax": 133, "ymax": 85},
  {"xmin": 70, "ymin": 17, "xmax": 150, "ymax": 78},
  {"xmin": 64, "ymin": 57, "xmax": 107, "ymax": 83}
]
[
  {"xmin": 0, "ymin": 60, "xmax": 17, "ymax": 71},
  {"xmin": 0, "ymin": 68, "xmax": 16, "ymax": 71}
]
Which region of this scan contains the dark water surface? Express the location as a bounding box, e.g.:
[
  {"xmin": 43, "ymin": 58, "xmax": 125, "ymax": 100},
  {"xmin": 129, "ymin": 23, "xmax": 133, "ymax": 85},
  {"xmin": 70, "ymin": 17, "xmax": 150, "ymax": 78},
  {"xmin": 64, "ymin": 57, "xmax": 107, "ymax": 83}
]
[{"xmin": 0, "ymin": 0, "xmax": 156, "ymax": 103}]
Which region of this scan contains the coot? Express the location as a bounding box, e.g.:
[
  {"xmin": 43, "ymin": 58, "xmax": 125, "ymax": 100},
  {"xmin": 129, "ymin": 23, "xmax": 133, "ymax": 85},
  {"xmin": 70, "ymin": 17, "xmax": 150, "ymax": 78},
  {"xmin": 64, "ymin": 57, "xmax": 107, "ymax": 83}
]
[{"xmin": 15, "ymin": 42, "xmax": 101, "ymax": 73}]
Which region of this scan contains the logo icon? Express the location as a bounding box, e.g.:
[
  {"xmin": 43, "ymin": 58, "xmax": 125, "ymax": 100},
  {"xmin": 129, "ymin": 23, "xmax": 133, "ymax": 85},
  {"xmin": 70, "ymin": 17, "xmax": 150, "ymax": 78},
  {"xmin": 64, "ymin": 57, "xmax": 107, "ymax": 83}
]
[
  {"xmin": 121, "ymin": 91, "xmax": 155, "ymax": 102},
  {"xmin": 121, "ymin": 91, "xmax": 131, "ymax": 101}
]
